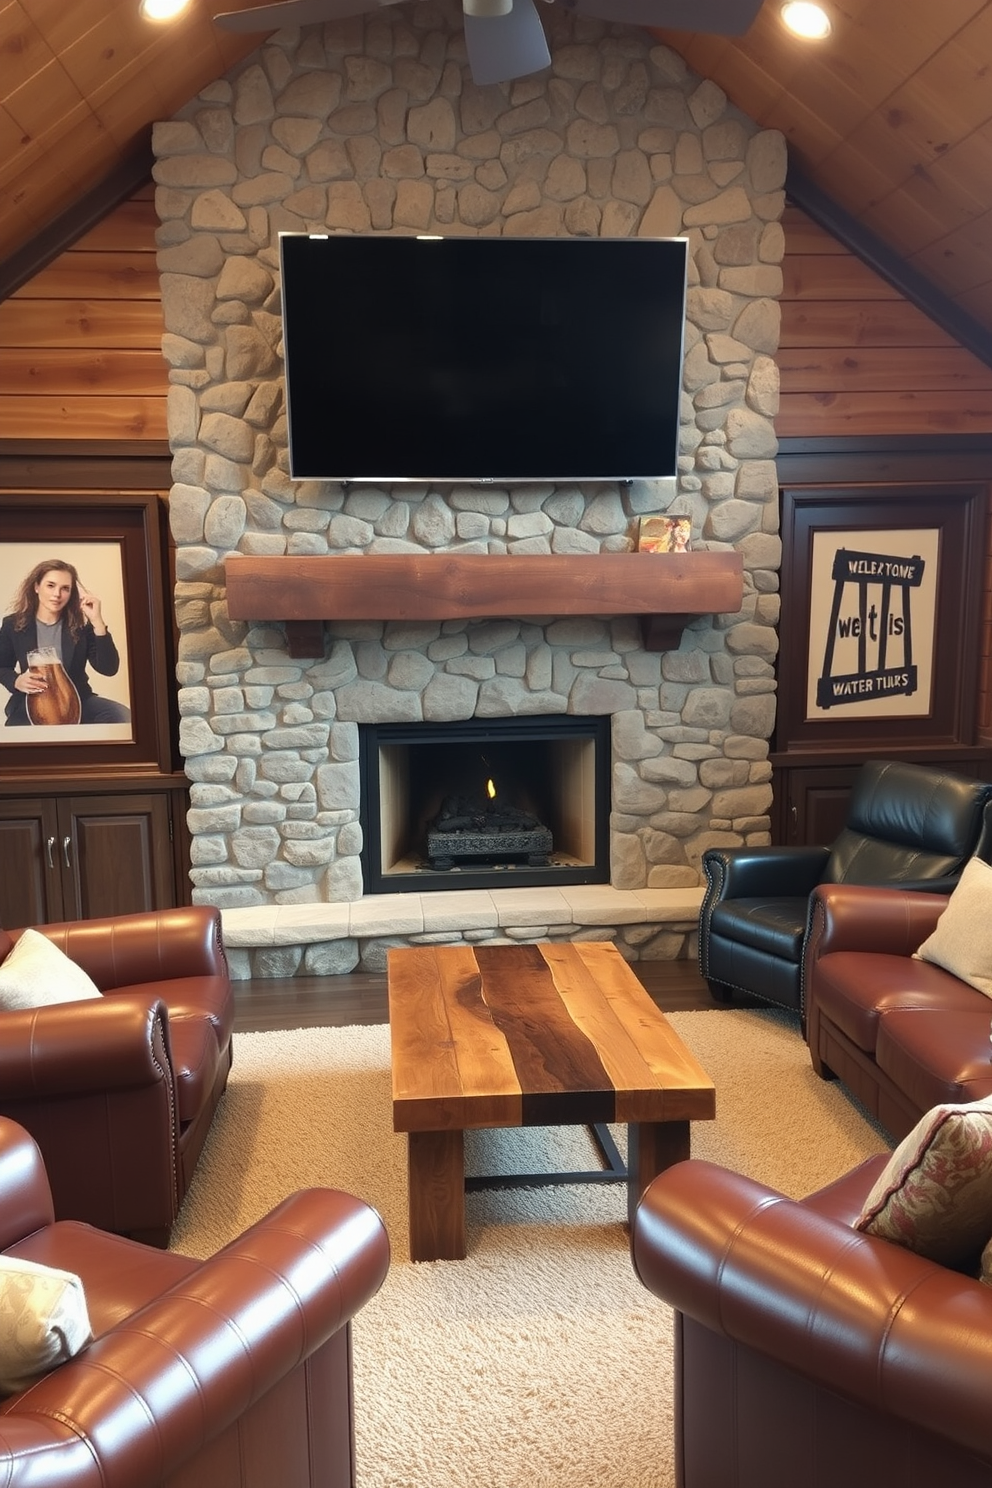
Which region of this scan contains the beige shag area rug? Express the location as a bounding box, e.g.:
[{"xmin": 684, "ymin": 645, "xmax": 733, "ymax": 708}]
[{"xmin": 170, "ymin": 1006, "xmax": 889, "ymax": 1488}]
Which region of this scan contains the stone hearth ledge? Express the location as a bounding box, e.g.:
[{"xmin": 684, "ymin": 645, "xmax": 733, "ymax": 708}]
[{"xmin": 219, "ymin": 885, "xmax": 705, "ymax": 980}]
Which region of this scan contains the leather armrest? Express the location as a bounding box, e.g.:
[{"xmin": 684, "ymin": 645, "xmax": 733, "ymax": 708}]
[
  {"xmin": 0, "ymin": 997, "xmax": 171, "ymax": 1101},
  {"xmin": 10, "ymin": 907, "xmax": 227, "ymax": 992},
  {"xmin": 702, "ymin": 846, "xmax": 830, "ymax": 904},
  {"xmin": 0, "ymin": 1119, "xmax": 54, "ymax": 1248},
  {"xmin": 806, "ymin": 883, "xmax": 948, "ymax": 962},
  {"xmin": 633, "ymin": 1160, "xmax": 992, "ymax": 1461},
  {"xmin": 7, "ymin": 1189, "xmax": 390, "ymax": 1485}
]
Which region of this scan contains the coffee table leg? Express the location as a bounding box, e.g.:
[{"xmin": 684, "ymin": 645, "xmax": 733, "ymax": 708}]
[
  {"xmin": 627, "ymin": 1120, "xmax": 690, "ymax": 1229},
  {"xmin": 407, "ymin": 1129, "xmax": 466, "ymax": 1262}
]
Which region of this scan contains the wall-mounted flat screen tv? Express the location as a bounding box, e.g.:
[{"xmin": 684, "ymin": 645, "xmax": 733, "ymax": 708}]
[{"xmin": 279, "ymin": 233, "xmax": 688, "ymax": 485}]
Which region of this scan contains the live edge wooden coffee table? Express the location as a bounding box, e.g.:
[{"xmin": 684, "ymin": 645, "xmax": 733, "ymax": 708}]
[{"xmin": 388, "ymin": 940, "xmax": 716, "ymax": 1262}]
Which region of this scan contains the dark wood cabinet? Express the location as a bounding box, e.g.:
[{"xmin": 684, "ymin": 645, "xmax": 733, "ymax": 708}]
[
  {"xmin": 771, "ymin": 764, "xmax": 859, "ymax": 846},
  {"xmin": 771, "ymin": 752, "xmax": 992, "ymax": 847},
  {"xmin": 0, "ymin": 789, "xmax": 185, "ymax": 927}
]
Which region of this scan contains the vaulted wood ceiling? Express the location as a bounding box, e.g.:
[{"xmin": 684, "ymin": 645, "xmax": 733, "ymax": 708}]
[{"xmin": 2, "ymin": 0, "xmax": 991, "ymax": 348}]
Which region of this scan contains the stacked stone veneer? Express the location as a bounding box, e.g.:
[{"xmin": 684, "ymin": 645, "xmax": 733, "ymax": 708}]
[{"xmin": 154, "ymin": 0, "xmax": 785, "ymax": 976}]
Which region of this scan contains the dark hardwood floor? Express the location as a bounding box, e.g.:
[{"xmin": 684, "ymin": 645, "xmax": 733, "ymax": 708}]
[{"xmin": 231, "ymin": 958, "xmax": 738, "ymax": 1033}]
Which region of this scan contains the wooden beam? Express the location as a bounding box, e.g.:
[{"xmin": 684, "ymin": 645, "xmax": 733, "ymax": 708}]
[{"xmin": 225, "ymin": 551, "xmax": 745, "ymax": 659}]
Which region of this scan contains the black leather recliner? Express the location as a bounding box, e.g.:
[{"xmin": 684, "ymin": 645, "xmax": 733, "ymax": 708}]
[{"xmin": 698, "ymin": 759, "xmax": 992, "ymax": 1019}]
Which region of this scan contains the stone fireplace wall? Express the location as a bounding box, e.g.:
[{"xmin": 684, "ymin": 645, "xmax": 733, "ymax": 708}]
[{"xmin": 154, "ymin": 1, "xmax": 785, "ymax": 952}]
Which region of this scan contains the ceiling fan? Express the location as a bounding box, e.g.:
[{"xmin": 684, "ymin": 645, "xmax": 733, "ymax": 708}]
[{"xmin": 212, "ymin": 0, "xmax": 764, "ymax": 88}]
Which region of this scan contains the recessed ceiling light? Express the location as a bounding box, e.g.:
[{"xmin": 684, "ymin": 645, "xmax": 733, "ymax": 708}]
[
  {"xmin": 780, "ymin": 2, "xmax": 832, "ymax": 39},
  {"xmin": 139, "ymin": 0, "xmax": 192, "ymax": 19}
]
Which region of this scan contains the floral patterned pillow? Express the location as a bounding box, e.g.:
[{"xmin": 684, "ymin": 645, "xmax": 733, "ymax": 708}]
[{"xmin": 855, "ymin": 1095, "xmax": 992, "ymax": 1269}]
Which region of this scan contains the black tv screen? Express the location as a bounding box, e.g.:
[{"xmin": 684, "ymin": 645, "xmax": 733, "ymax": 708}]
[{"xmin": 279, "ymin": 233, "xmax": 688, "ymax": 484}]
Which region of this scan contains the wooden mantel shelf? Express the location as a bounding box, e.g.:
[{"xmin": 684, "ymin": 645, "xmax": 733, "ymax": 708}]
[{"xmin": 224, "ymin": 551, "xmax": 744, "ymax": 657}]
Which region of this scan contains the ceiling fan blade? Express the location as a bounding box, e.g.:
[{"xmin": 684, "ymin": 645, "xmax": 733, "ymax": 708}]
[
  {"xmin": 463, "ymin": 0, "xmax": 552, "ymax": 86},
  {"xmin": 213, "ymin": 0, "xmax": 403, "ymax": 35},
  {"xmin": 563, "ymin": 0, "xmax": 763, "ymax": 36}
]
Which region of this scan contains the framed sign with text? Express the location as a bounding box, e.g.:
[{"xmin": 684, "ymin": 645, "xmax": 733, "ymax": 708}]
[{"xmin": 776, "ymin": 483, "xmax": 986, "ymax": 754}]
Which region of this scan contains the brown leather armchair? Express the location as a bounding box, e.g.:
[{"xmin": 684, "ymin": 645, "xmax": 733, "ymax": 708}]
[
  {"xmin": 633, "ymin": 1156, "xmax": 992, "ymax": 1488},
  {"xmin": 698, "ymin": 759, "xmax": 992, "ymax": 1018},
  {"xmin": 0, "ymin": 907, "xmax": 234, "ymax": 1244},
  {"xmin": 0, "ymin": 1116, "xmax": 390, "ymax": 1487},
  {"xmin": 804, "ymin": 881, "xmax": 992, "ymax": 1140}
]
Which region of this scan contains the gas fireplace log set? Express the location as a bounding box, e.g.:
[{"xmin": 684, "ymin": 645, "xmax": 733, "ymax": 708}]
[
  {"xmin": 224, "ymin": 552, "xmax": 744, "ymax": 658},
  {"xmin": 427, "ymin": 793, "xmax": 553, "ymax": 871}
]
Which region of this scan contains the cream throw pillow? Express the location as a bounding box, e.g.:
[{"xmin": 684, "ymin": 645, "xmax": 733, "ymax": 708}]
[
  {"xmin": 913, "ymin": 856, "xmax": 992, "ymax": 998},
  {"xmin": 0, "ymin": 1256, "xmax": 92, "ymax": 1395},
  {"xmin": 855, "ymin": 1094, "xmax": 992, "ymax": 1268},
  {"xmin": 0, "ymin": 928, "xmax": 102, "ymax": 1010}
]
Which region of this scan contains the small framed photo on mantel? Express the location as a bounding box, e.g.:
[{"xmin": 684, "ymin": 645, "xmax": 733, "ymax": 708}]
[{"xmin": 636, "ymin": 515, "xmax": 692, "ymax": 554}]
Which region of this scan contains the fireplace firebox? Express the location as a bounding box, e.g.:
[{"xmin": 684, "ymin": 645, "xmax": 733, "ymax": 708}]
[{"xmin": 358, "ymin": 716, "xmax": 610, "ymax": 894}]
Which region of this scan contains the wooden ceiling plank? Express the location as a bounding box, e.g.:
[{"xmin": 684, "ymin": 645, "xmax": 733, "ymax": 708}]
[
  {"xmin": 0, "ymin": 0, "xmax": 56, "ymax": 94},
  {"xmin": 16, "ymin": 0, "xmax": 112, "ymax": 53},
  {"xmin": 3, "ymin": 56, "xmax": 87, "ymax": 135},
  {"xmin": 798, "ymin": 140, "xmax": 894, "ymax": 216},
  {"xmin": 91, "ymin": 69, "xmax": 169, "ymax": 148},
  {"xmin": 898, "ymin": 9, "xmax": 992, "ymax": 139},
  {"xmin": 879, "ymin": 68, "xmax": 992, "ymax": 173},
  {"xmin": 898, "ymin": 164, "xmax": 984, "ymax": 236},
  {"xmin": 57, "ymin": 6, "xmax": 155, "ymax": 100},
  {"xmin": 0, "ymin": 101, "xmax": 26, "ymax": 160},
  {"xmin": 833, "ymin": 0, "xmax": 988, "ymax": 80},
  {"xmin": 0, "ymin": 102, "xmax": 116, "ymax": 206},
  {"xmin": 858, "ymin": 188, "xmax": 953, "ymax": 259},
  {"xmin": 756, "ymin": 92, "xmax": 845, "ymax": 167},
  {"xmin": 910, "ymin": 216, "xmax": 992, "ymax": 298},
  {"xmin": 923, "ymin": 123, "xmax": 992, "ymax": 219},
  {"xmin": 832, "ymin": 110, "xmax": 944, "ymax": 204},
  {"xmin": 954, "ymin": 282, "xmax": 992, "ymax": 324}
]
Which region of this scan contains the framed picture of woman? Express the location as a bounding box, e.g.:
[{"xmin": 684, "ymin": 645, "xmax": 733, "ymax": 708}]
[{"xmin": 0, "ymin": 492, "xmax": 173, "ymax": 769}]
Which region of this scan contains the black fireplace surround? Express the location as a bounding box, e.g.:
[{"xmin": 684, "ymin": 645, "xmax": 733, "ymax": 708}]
[{"xmin": 358, "ymin": 716, "xmax": 611, "ymax": 895}]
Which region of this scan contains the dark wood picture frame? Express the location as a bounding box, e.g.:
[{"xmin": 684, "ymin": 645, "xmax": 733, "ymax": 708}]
[
  {"xmin": 776, "ymin": 482, "xmax": 987, "ymax": 756},
  {"xmin": 0, "ymin": 490, "xmax": 172, "ymax": 771}
]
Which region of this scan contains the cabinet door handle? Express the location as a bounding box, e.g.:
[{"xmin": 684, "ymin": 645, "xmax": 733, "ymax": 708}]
[
  {"xmin": 62, "ymin": 835, "xmax": 72, "ymax": 869},
  {"xmin": 46, "ymin": 835, "xmax": 55, "ymax": 869}
]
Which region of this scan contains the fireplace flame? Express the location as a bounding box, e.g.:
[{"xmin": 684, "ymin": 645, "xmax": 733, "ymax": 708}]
[{"xmin": 486, "ymin": 778, "xmax": 496, "ymax": 800}]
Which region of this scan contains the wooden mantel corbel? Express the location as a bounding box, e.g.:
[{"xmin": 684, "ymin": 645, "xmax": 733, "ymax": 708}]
[{"xmin": 224, "ymin": 551, "xmax": 744, "ymax": 658}]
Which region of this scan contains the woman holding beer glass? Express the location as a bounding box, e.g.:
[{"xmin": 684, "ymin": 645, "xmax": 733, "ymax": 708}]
[{"xmin": 0, "ymin": 558, "xmax": 131, "ymax": 727}]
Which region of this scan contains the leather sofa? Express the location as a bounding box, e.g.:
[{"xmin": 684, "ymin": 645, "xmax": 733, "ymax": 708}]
[
  {"xmin": 0, "ymin": 1116, "xmax": 390, "ymax": 1488},
  {"xmin": 698, "ymin": 759, "xmax": 992, "ymax": 1017},
  {"xmin": 0, "ymin": 906, "xmax": 234, "ymax": 1244},
  {"xmin": 804, "ymin": 882, "xmax": 992, "ymax": 1141},
  {"xmin": 633, "ymin": 1155, "xmax": 992, "ymax": 1488}
]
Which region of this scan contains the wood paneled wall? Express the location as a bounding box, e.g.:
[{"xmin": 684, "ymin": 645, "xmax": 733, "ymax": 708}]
[
  {"xmin": 0, "ymin": 185, "xmax": 989, "ymax": 739},
  {"xmin": 0, "ymin": 184, "xmax": 165, "ymax": 442},
  {"xmin": 778, "ymin": 205, "xmax": 992, "ymax": 438},
  {"xmin": 4, "ymin": 193, "xmax": 992, "ymax": 445}
]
